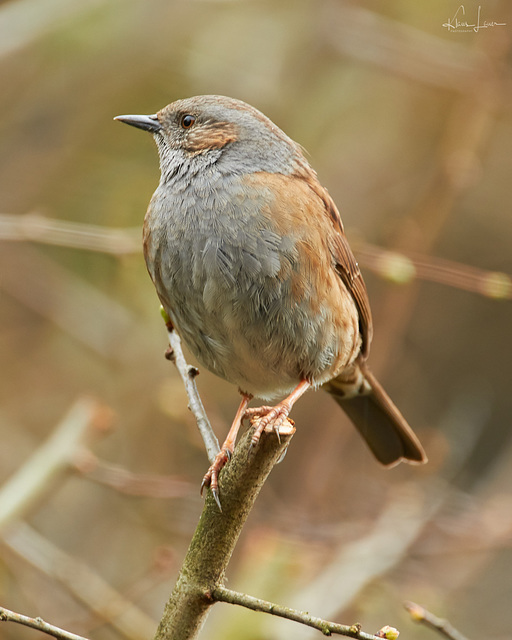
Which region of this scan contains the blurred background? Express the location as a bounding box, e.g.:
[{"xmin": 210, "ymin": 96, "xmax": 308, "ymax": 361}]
[{"xmin": 1, "ymin": 0, "xmax": 511, "ymax": 638}]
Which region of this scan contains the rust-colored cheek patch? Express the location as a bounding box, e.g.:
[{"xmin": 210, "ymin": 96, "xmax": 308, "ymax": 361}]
[{"xmin": 185, "ymin": 122, "xmax": 239, "ymax": 154}]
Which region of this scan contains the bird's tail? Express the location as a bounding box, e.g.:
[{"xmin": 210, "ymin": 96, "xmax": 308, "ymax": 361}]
[{"xmin": 323, "ymin": 361, "xmax": 427, "ymax": 466}]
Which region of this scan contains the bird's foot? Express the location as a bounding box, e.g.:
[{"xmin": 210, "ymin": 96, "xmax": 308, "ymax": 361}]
[
  {"xmin": 200, "ymin": 447, "xmax": 233, "ymax": 511},
  {"xmin": 245, "ymin": 403, "xmax": 295, "ymax": 450}
]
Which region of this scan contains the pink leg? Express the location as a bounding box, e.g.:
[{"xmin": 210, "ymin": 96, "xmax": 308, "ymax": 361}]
[
  {"xmin": 201, "ymin": 392, "xmax": 252, "ymax": 510},
  {"xmin": 247, "ymin": 379, "xmax": 311, "ymax": 448}
]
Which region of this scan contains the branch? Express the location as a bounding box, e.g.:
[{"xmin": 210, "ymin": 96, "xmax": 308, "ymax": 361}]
[
  {"xmin": 153, "ymin": 422, "xmax": 294, "ymax": 640},
  {"xmin": 0, "ymin": 398, "xmax": 108, "ymax": 532},
  {"xmin": 266, "ymin": 486, "xmax": 443, "ymax": 639},
  {"xmin": 0, "ymin": 398, "xmax": 156, "ymax": 640},
  {"xmin": 212, "ymin": 586, "xmax": 396, "ymax": 639},
  {"xmin": 1, "ymin": 214, "xmax": 510, "ymax": 300},
  {"xmin": 75, "ymin": 453, "xmax": 193, "ymax": 498},
  {"xmin": 3, "ymin": 523, "xmax": 156, "ymax": 640},
  {"xmin": 0, "ymin": 605, "xmax": 89, "ymax": 640},
  {"xmin": 356, "ymin": 245, "xmax": 511, "ymax": 300},
  {"xmin": 0, "ymin": 212, "xmax": 140, "ymax": 254},
  {"xmin": 404, "ymin": 602, "xmax": 470, "ymax": 640},
  {"xmin": 0, "ymin": 243, "xmax": 138, "ymax": 359},
  {"xmin": 162, "ymin": 312, "xmax": 220, "ymax": 464}
]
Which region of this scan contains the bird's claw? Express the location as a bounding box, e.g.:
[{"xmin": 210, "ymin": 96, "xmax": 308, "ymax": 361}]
[
  {"xmin": 200, "ymin": 448, "xmax": 232, "ymax": 512},
  {"xmin": 211, "ymin": 487, "xmax": 222, "ymax": 512},
  {"xmin": 246, "ymin": 404, "xmax": 291, "ymax": 457}
]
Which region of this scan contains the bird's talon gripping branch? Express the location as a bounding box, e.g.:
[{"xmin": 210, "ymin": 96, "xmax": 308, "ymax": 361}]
[
  {"xmin": 249, "ymin": 432, "xmax": 260, "ymax": 450},
  {"xmin": 199, "ymin": 393, "xmax": 253, "ymax": 510},
  {"xmin": 248, "ymin": 405, "xmax": 291, "ymax": 440},
  {"xmin": 244, "ymin": 406, "xmax": 273, "ymax": 418},
  {"xmin": 211, "ymin": 487, "xmax": 222, "ymax": 512},
  {"xmin": 201, "ymin": 448, "xmax": 231, "ymax": 510}
]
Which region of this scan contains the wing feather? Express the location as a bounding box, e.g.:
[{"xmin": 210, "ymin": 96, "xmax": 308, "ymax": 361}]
[{"xmin": 302, "ymin": 176, "xmax": 373, "ymax": 357}]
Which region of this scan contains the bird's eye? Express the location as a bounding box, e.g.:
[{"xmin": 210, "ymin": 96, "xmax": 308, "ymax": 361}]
[{"xmin": 180, "ymin": 114, "xmax": 196, "ymax": 129}]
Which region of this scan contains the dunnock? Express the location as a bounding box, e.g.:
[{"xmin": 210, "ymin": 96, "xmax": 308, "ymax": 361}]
[{"xmin": 116, "ymin": 95, "xmax": 426, "ymax": 503}]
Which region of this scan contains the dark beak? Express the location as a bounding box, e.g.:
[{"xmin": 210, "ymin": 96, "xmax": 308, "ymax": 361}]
[{"xmin": 114, "ymin": 113, "xmax": 161, "ymax": 133}]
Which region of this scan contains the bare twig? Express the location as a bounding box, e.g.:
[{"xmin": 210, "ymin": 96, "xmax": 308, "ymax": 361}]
[
  {"xmin": 0, "ymin": 398, "xmax": 156, "ymax": 640},
  {"xmin": 0, "ymin": 244, "xmax": 138, "ymax": 358},
  {"xmin": 153, "ymin": 423, "xmax": 294, "ymax": 640},
  {"xmin": 266, "ymin": 485, "xmax": 443, "ymax": 639},
  {"xmin": 162, "ymin": 314, "xmax": 220, "ymax": 464},
  {"xmin": 404, "ymin": 601, "xmax": 470, "ymax": 640},
  {"xmin": 0, "ymin": 213, "xmax": 140, "ymax": 254},
  {"xmin": 0, "ymin": 605, "xmax": 89, "ymax": 640},
  {"xmin": 2, "ymin": 214, "xmax": 510, "ymax": 303},
  {"xmin": 0, "ymin": 398, "xmax": 108, "ymax": 531},
  {"xmin": 1, "ymin": 214, "xmax": 510, "ymax": 300},
  {"xmin": 75, "ymin": 453, "xmax": 193, "ymax": 498},
  {"xmin": 356, "ymin": 245, "xmax": 511, "ymax": 300},
  {"xmin": 213, "ymin": 586, "xmax": 393, "ymax": 639},
  {"xmin": 2, "ymin": 523, "xmax": 156, "ymax": 640}
]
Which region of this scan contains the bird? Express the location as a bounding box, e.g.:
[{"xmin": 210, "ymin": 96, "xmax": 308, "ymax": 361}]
[{"xmin": 115, "ymin": 95, "xmax": 426, "ymax": 504}]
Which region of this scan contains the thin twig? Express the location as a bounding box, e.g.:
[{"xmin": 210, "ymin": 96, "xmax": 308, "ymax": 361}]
[
  {"xmin": 74, "ymin": 453, "xmax": 193, "ymax": 498},
  {"xmin": 0, "ymin": 605, "xmax": 89, "ymax": 640},
  {"xmin": 1, "ymin": 214, "xmax": 510, "ymax": 300},
  {"xmin": 267, "ymin": 486, "xmax": 443, "ymax": 640},
  {"xmin": 356, "ymin": 245, "xmax": 511, "ymax": 300},
  {"xmin": 0, "ymin": 398, "xmax": 107, "ymax": 532},
  {"xmin": 404, "ymin": 602, "xmax": 470, "ymax": 640},
  {"xmin": 0, "ymin": 397, "xmax": 155, "ymax": 640},
  {"xmin": 163, "ymin": 315, "xmax": 220, "ymax": 464},
  {"xmin": 213, "ymin": 586, "xmax": 393, "ymax": 639},
  {"xmin": 0, "ymin": 213, "xmax": 140, "ymax": 254},
  {"xmin": 2, "ymin": 523, "xmax": 157, "ymax": 640},
  {"xmin": 0, "ymin": 243, "xmax": 138, "ymax": 359}
]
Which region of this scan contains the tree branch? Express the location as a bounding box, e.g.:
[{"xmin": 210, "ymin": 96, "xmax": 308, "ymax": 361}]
[
  {"xmin": 1, "ymin": 213, "xmax": 510, "ymax": 300},
  {"xmin": 0, "ymin": 605, "xmax": 89, "ymax": 640},
  {"xmin": 75, "ymin": 454, "xmax": 193, "ymax": 498},
  {"xmin": 212, "ymin": 586, "xmax": 392, "ymax": 639},
  {"xmin": 0, "ymin": 399, "xmax": 156, "ymax": 640},
  {"xmin": 153, "ymin": 422, "xmax": 294, "ymax": 640},
  {"xmin": 0, "ymin": 397, "xmax": 108, "ymax": 532},
  {"xmin": 3, "ymin": 523, "xmax": 157, "ymax": 640},
  {"xmin": 0, "ymin": 212, "xmax": 140, "ymax": 254},
  {"xmin": 162, "ymin": 314, "xmax": 220, "ymax": 464},
  {"xmin": 404, "ymin": 602, "xmax": 470, "ymax": 640}
]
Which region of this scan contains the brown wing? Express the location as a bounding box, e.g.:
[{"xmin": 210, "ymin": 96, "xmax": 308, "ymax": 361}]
[
  {"xmin": 243, "ymin": 170, "xmax": 373, "ymax": 358},
  {"xmin": 304, "ymin": 177, "xmax": 373, "ymax": 358}
]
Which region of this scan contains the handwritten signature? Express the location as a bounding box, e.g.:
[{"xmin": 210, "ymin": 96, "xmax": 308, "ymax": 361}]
[{"xmin": 442, "ymin": 5, "xmax": 506, "ymax": 32}]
